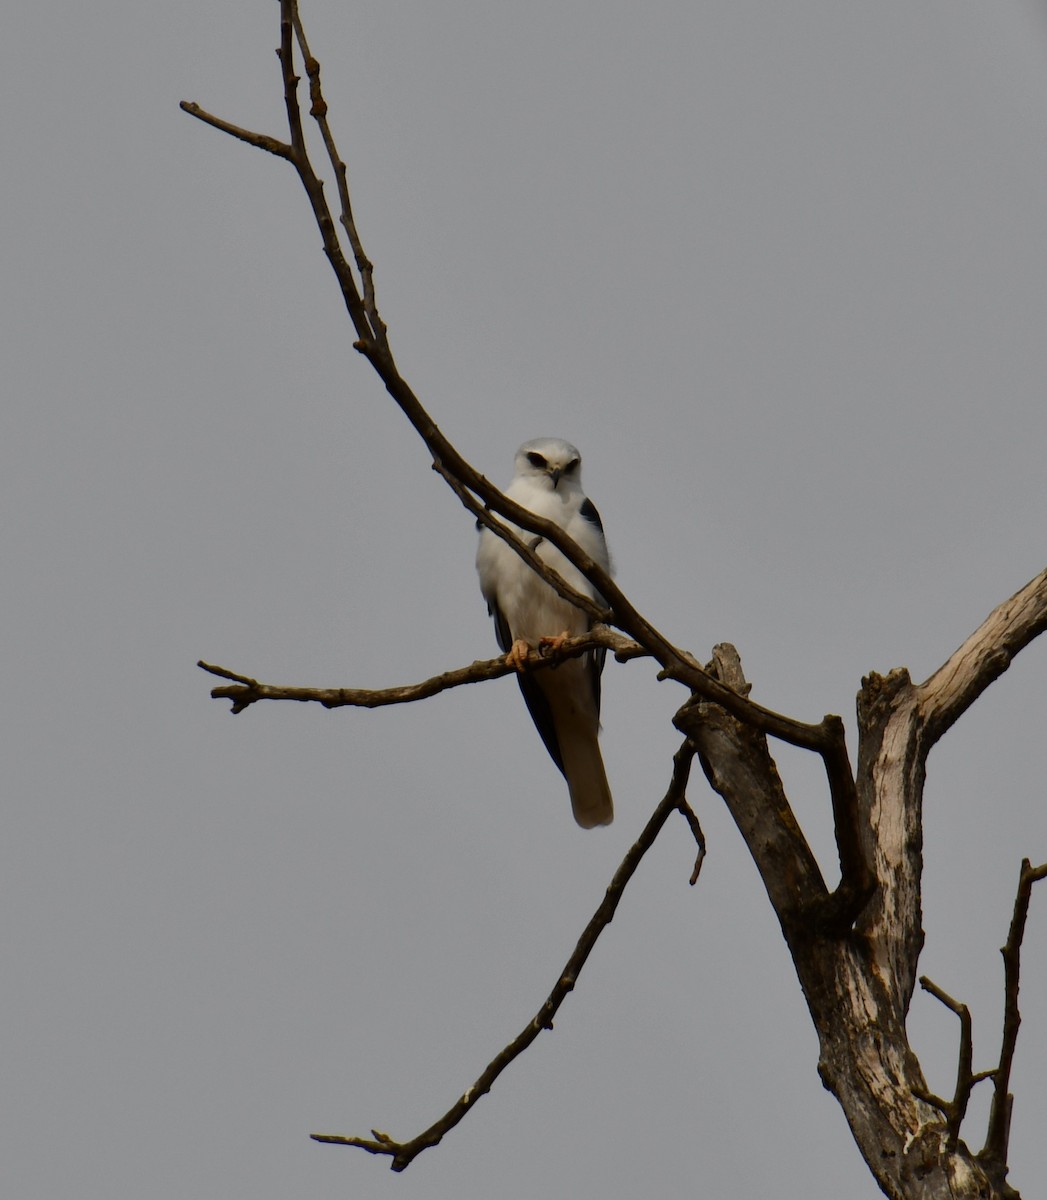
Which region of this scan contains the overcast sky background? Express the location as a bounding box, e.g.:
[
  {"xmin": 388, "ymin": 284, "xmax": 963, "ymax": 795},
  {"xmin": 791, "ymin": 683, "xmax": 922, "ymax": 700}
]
[{"xmin": 5, "ymin": 2, "xmax": 1047, "ymax": 1197}]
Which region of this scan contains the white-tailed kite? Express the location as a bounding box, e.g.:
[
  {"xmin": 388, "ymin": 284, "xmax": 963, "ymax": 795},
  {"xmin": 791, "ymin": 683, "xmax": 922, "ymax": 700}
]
[{"xmin": 476, "ymin": 438, "xmax": 613, "ymax": 828}]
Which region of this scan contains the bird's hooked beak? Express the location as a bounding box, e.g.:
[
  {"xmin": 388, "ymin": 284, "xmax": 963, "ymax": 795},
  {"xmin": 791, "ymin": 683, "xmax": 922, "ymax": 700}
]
[{"xmin": 549, "ymin": 467, "xmax": 562, "ymax": 488}]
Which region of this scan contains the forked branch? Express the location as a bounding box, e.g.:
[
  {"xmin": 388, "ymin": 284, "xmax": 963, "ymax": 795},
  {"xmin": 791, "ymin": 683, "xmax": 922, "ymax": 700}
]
[{"xmin": 914, "ymin": 976, "xmax": 995, "ymax": 1153}]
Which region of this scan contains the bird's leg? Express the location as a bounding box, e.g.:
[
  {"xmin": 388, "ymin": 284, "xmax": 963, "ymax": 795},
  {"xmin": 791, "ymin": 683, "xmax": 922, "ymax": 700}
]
[{"xmin": 506, "ymin": 639, "xmax": 533, "ymax": 673}]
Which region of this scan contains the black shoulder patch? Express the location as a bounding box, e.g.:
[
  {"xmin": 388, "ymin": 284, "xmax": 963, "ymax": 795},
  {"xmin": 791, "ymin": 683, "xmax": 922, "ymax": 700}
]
[{"xmin": 579, "ymin": 497, "xmax": 604, "ymax": 534}]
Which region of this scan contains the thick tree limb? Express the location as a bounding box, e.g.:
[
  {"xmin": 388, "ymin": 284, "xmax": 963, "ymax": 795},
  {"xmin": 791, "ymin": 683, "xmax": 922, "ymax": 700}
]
[
  {"xmin": 676, "ymin": 645, "xmax": 830, "ymax": 926},
  {"xmin": 918, "ymin": 569, "xmax": 1047, "ymax": 748},
  {"xmin": 310, "ymin": 742, "xmax": 702, "ymax": 1171},
  {"xmin": 856, "ymin": 569, "xmax": 1047, "ymax": 1017},
  {"xmin": 677, "ymin": 644, "xmax": 873, "ymax": 932}
]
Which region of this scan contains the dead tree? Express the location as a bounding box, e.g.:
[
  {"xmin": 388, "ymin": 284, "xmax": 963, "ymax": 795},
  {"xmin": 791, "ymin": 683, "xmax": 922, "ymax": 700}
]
[{"xmin": 182, "ymin": 5, "xmax": 1047, "ymax": 1196}]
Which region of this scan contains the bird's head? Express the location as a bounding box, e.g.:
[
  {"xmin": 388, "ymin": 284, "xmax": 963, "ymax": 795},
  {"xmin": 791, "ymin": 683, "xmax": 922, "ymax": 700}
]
[{"xmin": 513, "ymin": 438, "xmax": 584, "ymax": 494}]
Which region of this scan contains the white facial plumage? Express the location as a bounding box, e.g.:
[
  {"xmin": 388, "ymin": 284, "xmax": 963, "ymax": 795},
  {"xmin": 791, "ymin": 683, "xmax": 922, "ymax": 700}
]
[{"xmin": 476, "ymin": 438, "xmax": 613, "ymax": 828}]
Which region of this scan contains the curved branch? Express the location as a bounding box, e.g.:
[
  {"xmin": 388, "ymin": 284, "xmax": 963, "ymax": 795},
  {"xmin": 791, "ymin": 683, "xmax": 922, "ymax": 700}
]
[{"xmin": 311, "ymin": 741, "xmax": 702, "ymax": 1171}]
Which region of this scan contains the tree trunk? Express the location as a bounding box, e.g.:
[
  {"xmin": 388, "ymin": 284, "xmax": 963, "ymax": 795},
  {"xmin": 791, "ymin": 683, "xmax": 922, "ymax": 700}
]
[{"xmin": 679, "ymin": 622, "xmax": 1046, "ymax": 1199}]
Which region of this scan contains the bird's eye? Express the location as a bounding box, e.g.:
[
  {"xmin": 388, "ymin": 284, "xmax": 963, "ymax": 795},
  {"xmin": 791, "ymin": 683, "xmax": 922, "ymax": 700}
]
[
  {"xmin": 564, "ymin": 459, "xmax": 579, "ymax": 474},
  {"xmin": 526, "ymin": 452, "xmax": 547, "ymax": 469}
]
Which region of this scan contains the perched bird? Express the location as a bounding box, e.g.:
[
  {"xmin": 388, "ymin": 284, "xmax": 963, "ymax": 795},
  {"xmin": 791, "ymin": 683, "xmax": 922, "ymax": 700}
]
[{"xmin": 476, "ymin": 438, "xmax": 613, "ymax": 828}]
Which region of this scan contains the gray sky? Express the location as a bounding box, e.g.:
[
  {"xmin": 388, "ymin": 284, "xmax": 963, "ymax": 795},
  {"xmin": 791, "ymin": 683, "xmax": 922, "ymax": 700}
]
[{"xmin": 5, "ymin": 2, "xmax": 1047, "ymax": 1197}]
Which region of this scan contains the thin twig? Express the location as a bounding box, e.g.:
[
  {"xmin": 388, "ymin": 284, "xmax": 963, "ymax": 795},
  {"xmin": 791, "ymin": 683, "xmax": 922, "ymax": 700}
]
[
  {"xmin": 290, "ymin": 10, "xmax": 388, "ymax": 349},
  {"xmin": 275, "ymin": 1, "xmax": 377, "ymax": 345},
  {"xmin": 178, "ymin": 102, "xmax": 292, "ymax": 158},
  {"xmin": 198, "ymin": 627, "xmax": 646, "ymax": 714},
  {"xmin": 981, "ymin": 858, "xmax": 1047, "ymax": 1166},
  {"xmin": 311, "ymin": 741, "xmax": 700, "ymax": 1170}
]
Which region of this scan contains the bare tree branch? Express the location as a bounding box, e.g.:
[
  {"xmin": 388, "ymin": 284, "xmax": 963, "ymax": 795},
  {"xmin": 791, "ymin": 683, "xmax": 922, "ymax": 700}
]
[
  {"xmin": 982, "ymin": 858, "xmax": 1047, "ymax": 1168},
  {"xmin": 178, "ymin": 102, "xmax": 292, "ymax": 159},
  {"xmin": 918, "ymin": 568, "xmax": 1047, "ymax": 747},
  {"xmin": 310, "ymin": 741, "xmax": 701, "ymax": 1171},
  {"xmin": 277, "ymin": 3, "xmax": 380, "ymax": 347},
  {"xmin": 289, "ymin": 8, "xmax": 388, "ymax": 350},
  {"xmin": 197, "ymin": 627, "xmax": 646, "ymax": 714},
  {"xmin": 914, "ymin": 975, "xmax": 993, "ymax": 1153},
  {"xmin": 676, "ymin": 794, "xmax": 708, "ymax": 885}
]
